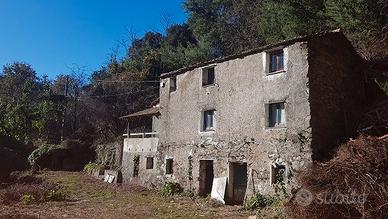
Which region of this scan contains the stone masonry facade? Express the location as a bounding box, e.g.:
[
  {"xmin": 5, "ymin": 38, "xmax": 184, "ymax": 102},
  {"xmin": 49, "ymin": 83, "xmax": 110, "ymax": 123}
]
[{"xmin": 120, "ymin": 30, "xmax": 366, "ymax": 204}]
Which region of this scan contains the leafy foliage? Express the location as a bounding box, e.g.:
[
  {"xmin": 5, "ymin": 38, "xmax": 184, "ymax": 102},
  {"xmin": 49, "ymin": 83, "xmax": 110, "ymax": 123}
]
[
  {"xmin": 160, "ymin": 182, "xmax": 184, "ymax": 196},
  {"xmin": 83, "ymin": 162, "xmax": 103, "ymax": 174},
  {"xmin": 180, "ymin": 189, "xmax": 195, "ymax": 198},
  {"xmin": 28, "ymin": 144, "xmax": 62, "ymax": 167},
  {"xmin": 243, "ymin": 193, "xmax": 281, "ymax": 210},
  {"xmin": 325, "ymin": 0, "xmax": 387, "ymax": 39},
  {"xmin": 256, "ymin": 0, "xmax": 326, "ymax": 43},
  {"xmin": 21, "ymin": 194, "xmax": 34, "ymax": 205},
  {"xmin": 183, "ymin": 0, "xmax": 387, "ymax": 58},
  {"xmin": 46, "ymin": 187, "xmax": 68, "ymax": 201},
  {"xmin": 0, "ymin": 62, "xmax": 62, "ymax": 143},
  {"xmin": 160, "ymin": 37, "xmax": 212, "ymax": 72}
]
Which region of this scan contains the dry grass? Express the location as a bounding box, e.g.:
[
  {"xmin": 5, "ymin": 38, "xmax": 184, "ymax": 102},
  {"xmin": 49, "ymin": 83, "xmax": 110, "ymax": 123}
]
[
  {"xmin": 0, "ymin": 171, "xmax": 251, "ymax": 219},
  {"xmin": 287, "ymin": 136, "xmax": 388, "ymax": 219},
  {"xmin": 0, "ymin": 172, "xmax": 63, "ymax": 205}
]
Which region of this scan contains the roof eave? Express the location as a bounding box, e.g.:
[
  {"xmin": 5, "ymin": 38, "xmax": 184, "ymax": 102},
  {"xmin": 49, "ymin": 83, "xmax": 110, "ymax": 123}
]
[{"xmin": 160, "ymin": 29, "xmax": 343, "ymax": 79}]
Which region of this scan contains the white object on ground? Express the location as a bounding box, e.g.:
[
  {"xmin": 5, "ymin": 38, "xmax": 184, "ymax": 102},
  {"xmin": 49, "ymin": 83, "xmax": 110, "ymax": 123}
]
[{"xmin": 210, "ymin": 176, "xmax": 227, "ymax": 204}]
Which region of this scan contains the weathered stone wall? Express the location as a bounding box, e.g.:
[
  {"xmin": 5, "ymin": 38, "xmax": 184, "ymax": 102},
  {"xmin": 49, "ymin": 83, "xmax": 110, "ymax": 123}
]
[
  {"xmin": 159, "ymin": 42, "xmax": 311, "ymax": 145},
  {"xmin": 121, "ymin": 137, "xmax": 160, "ymax": 187},
  {"xmin": 156, "ymin": 137, "xmax": 311, "ymax": 198},
  {"xmin": 157, "ymin": 42, "xmax": 313, "ymax": 197},
  {"xmin": 307, "ymin": 33, "xmax": 367, "ymax": 160},
  {"xmin": 120, "ymin": 32, "xmax": 367, "ymax": 202}
]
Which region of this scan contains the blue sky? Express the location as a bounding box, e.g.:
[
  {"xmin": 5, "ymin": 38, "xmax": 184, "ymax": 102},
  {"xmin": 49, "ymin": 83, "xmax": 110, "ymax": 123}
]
[{"xmin": 0, "ymin": 0, "xmax": 187, "ymax": 79}]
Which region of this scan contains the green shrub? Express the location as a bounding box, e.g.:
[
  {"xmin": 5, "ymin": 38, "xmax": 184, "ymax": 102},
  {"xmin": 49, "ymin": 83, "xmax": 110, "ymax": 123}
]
[
  {"xmin": 46, "ymin": 188, "xmax": 68, "ymax": 201},
  {"xmin": 180, "ymin": 189, "xmax": 195, "ymax": 198},
  {"xmin": 83, "ymin": 162, "xmax": 103, "ymax": 174},
  {"xmin": 21, "ymin": 194, "xmax": 34, "ymax": 205},
  {"xmin": 160, "ymin": 182, "xmax": 183, "ymax": 196},
  {"xmin": 243, "ymin": 193, "xmax": 281, "ymax": 210},
  {"xmin": 28, "ymin": 144, "xmax": 62, "ymax": 167}
]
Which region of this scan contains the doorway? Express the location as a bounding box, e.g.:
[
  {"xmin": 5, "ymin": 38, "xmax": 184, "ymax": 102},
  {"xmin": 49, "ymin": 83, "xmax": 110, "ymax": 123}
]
[
  {"xmin": 199, "ymin": 160, "xmax": 214, "ymax": 197},
  {"xmin": 227, "ymin": 162, "xmax": 247, "ymax": 205}
]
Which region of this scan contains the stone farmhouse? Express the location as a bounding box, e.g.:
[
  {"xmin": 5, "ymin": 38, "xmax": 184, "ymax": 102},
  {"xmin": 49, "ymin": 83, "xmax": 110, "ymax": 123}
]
[{"xmin": 119, "ymin": 30, "xmax": 366, "ymax": 204}]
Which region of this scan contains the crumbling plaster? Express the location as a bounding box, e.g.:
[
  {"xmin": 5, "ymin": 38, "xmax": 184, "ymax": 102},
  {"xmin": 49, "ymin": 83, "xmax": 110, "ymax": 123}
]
[
  {"xmin": 157, "ymin": 42, "xmax": 313, "ymax": 195},
  {"xmin": 120, "ymin": 32, "xmax": 367, "ymax": 200}
]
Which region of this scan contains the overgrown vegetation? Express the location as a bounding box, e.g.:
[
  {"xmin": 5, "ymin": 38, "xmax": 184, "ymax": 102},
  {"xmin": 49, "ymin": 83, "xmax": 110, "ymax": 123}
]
[
  {"xmin": 286, "ymin": 136, "xmax": 388, "ymax": 219},
  {"xmin": 28, "ymin": 144, "xmax": 62, "ymax": 168},
  {"xmin": 94, "ymin": 142, "xmax": 119, "ymax": 169},
  {"xmin": 1, "ymin": 171, "xmax": 250, "ymax": 218},
  {"xmin": 244, "ymin": 193, "xmax": 282, "ymax": 210},
  {"xmin": 20, "ymin": 194, "xmax": 35, "ymax": 205},
  {"xmin": 180, "ymin": 189, "xmax": 195, "ymax": 198},
  {"xmin": 46, "ymin": 187, "xmax": 68, "ymax": 202},
  {"xmin": 83, "ymin": 162, "xmax": 104, "ymax": 174},
  {"xmin": 159, "ymin": 182, "xmax": 196, "ymax": 198},
  {"xmin": 243, "ymin": 193, "xmax": 287, "ymax": 218},
  {"xmin": 160, "ymin": 182, "xmax": 184, "ymax": 196},
  {"xmin": 0, "ymin": 173, "xmax": 69, "ymax": 205},
  {"xmin": 0, "ymin": 136, "xmax": 31, "ymax": 181},
  {"xmin": 0, "ymin": 63, "xmax": 63, "ymax": 143}
]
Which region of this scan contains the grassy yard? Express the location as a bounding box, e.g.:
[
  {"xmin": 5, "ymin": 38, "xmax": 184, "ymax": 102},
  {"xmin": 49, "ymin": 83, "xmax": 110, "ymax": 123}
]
[{"xmin": 0, "ymin": 171, "xmax": 251, "ymax": 219}]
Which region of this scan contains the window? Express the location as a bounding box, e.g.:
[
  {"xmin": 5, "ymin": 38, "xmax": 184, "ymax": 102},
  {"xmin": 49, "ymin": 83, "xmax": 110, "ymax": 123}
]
[
  {"xmin": 170, "ymin": 77, "xmax": 176, "ymax": 92},
  {"xmin": 269, "ymin": 49, "xmax": 284, "ymax": 73},
  {"xmin": 271, "ymin": 164, "xmax": 286, "ymax": 185},
  {"xmin": 202, "ymin": 67, "xmax": 215, "ymax": 86},
  {"xmin": 267, "ymin": 102, "xmax": 285, "ymax": 127},
  {"xmin": 166, "ymin": 158, "xmax": 173, "ymax": 174},
  {"xmin": 202, "ymin": 110, "xmax": 215, "ymax": 131},
  {"xmin": 146, "ymin": 157, "xmax": 154, "ymax": 169}
]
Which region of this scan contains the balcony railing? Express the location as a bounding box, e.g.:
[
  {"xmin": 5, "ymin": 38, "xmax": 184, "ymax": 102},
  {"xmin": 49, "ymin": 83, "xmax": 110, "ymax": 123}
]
[{"xmin": 122, "ymin": 132, "xmax": 159, "ymax": 138}]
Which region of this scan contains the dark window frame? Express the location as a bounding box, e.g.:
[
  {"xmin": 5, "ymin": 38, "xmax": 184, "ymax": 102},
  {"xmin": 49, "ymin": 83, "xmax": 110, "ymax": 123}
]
[
  {"xmin": 146, "ymin": 157, "xmax": 154, "ymax": 169},
  {"xmin": 169, "ymin": 77, "xmax": 177, "ymax": 92},
  {"xmin": 272, "ymin": 164, "xmax": 286, "ymax": 185},
  {"xmin": 166, "ymin": 158, "xmax": 173, "ymax": 174},
  {"xmin": 267, "ymin": 102, "xmax": 285, "ymax": 128},
  {"xmin": 202, "ymin": 66, "xmax": 215, "ymax": 86},
  {"xmin": 202, "ymin": 110, "xmax": 215, "ymax": 131},
  {"xmin": 269, "ymin": 49, "xmax": 284, "ymax": 73}
]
